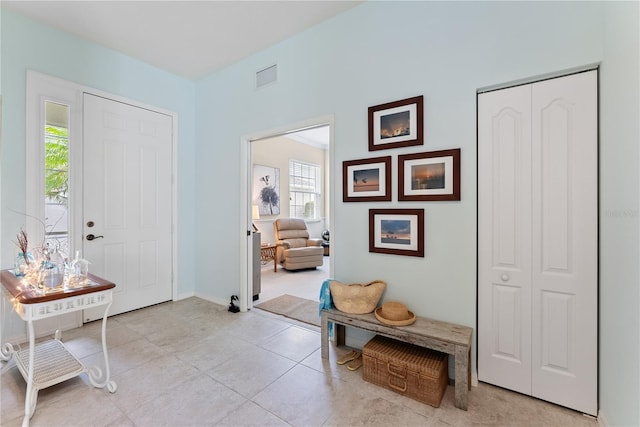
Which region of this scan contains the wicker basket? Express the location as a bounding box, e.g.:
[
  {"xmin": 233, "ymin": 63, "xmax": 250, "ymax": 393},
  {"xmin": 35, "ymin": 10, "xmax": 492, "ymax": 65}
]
[
  {"xmin": 329, "ymin": 280, "xmax": 386, "ymax": 314},
  {"xmin": 363, "ymin": 335, "xmax": 448, "ymax": 407}
]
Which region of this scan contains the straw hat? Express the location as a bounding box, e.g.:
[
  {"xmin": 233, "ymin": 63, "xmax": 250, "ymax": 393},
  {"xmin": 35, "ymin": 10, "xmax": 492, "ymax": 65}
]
[
  {"xmin": 330, "ymin": 280, "xmax": 386, "ymax": 314},
  {"xmin": 374, "ymin": 301, "xmax": 416, "ymax": 326}
]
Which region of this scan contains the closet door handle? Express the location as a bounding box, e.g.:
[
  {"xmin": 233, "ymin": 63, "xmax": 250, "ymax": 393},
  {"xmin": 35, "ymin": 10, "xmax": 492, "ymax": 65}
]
[{"xmin": 501, "ymin": 274, "xmax": 510, "ymax": 282}]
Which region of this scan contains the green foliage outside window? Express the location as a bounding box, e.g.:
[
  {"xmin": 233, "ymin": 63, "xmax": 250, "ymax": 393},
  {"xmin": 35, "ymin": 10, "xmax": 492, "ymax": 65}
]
[{"xmin": 45, "ymin": 125, "xmax": 68, "ymax": 205}]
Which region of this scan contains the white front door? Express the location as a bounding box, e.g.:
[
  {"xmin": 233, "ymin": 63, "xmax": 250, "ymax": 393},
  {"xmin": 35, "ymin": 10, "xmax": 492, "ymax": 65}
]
[
  {"xmin": 478, "ymin": 70, "xmax": 598, "ymax": 415},
  {"xmin": 82, "ymin": 93, "xmax": 173, "ymax": 321}
]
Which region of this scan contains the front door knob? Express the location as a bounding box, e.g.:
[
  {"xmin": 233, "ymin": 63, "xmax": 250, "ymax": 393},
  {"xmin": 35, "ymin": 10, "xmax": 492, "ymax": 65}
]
[{"xmin": 86, "ymin": 234, "xmax": 104, "ymax": 241}]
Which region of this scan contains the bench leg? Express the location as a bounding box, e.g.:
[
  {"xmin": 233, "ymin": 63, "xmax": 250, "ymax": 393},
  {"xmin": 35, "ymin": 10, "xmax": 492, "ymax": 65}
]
[
  {"xmin": 321, "ymin": 312, "xmax": 329, "ymax": 359},
  {"xmin": 321, "ymin": 314, "xmax": 346, "ymax": 360},
  {"xmin": 454, "ymin": 344, "xmax": 469, "ymax": 410},
  {"xmin": 468, "ymin": 347, "xmax": 472, "ymax": 391}
]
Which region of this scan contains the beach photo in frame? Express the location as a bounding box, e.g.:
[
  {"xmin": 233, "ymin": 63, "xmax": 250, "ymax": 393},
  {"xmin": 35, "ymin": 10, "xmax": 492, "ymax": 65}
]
[
  {"xmin": 368, "ymin": 95, "xmax": 423, "ymax": 151},
  {"xmin": 398, "ymin": 148, "xmax": 460, "ymax": 201},
  {"xmin": 369, "ymin": 209, "xmax": 424, "ymax": 257},
  {"xmin": 343, "ymin": 156, "xmax": 392, "ymax": 202}
]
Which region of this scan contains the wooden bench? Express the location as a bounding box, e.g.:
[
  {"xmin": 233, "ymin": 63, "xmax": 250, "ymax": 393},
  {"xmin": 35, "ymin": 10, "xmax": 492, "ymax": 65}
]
[{"xmin": 321, "ymin": 308, "xmax": 473, "ymax": 410}]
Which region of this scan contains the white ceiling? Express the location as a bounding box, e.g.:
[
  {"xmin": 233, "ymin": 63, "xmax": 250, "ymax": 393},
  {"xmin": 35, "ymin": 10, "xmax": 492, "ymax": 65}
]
[{"xmin": 3, "ymin": 0, "xmax": 363, "ymax": 81}]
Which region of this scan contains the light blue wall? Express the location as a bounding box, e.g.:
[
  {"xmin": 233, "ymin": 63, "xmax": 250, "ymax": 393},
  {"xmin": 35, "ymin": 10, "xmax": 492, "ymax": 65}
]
[
  {"xmin": 194, "ymin": 1, "xmax": 637, "ymax": 425},
  {"xmin": 600, "ymin": 2, "xmax": 640, "ymax": 425},
  {"xmin": 0, "ymin": 9, "xmax": 197, "ymax": 298},
  {"xmin": 196, "ymin": 0, "xmax": 604, "ymax": 317},
  {"xmin": 1, "ymin": 2, "xmax": 638, "ymax": 425}
]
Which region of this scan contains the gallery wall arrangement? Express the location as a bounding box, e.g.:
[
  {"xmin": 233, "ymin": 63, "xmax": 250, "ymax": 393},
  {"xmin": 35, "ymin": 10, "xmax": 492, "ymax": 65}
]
[
  {"xmin": 368, "ymin": 95, "xmax": 424, "ymax": 151},
  {"xmin": 342, "ymin": 95, "xmax": 461, "ymax": 258},
  {"xmin": 342, "ymin": 156, "xmax": 392, "ymax": 202},
  {"xmin": 369, "ymin": 208, "xmax": 425, "ymax": 257},
  {"xmin": 398, "ymin": 149, "xmax": 461, "ymax": 202}
]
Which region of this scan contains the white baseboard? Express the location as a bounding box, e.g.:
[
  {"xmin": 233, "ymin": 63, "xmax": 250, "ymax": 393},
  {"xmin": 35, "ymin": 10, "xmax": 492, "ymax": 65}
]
[
  {"xmin": 175, "ymin": 291, "xmax": 195, "ymax": 301},
  {"xmin": 193, "ymin": 292, "xmax": 227, "ymax": 307}
]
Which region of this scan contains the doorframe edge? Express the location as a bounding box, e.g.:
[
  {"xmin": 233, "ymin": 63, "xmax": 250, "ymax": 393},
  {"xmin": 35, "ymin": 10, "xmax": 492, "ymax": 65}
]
[
  {"xmin": 26, "ymin": 70, "xmax": 179, "ymax": 307},
  {"xmin": 239, "ymin": 114, "xmax": 335, "ymax": 312}
]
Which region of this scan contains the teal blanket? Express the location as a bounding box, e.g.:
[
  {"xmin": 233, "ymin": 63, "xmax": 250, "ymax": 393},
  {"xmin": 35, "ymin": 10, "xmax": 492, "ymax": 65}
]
[{"xmin": 319, "ymin": 279, "xmax": 334, "ymax": 338}]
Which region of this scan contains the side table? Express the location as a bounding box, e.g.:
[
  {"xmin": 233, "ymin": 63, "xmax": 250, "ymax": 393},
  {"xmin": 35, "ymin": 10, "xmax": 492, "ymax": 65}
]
[
  {"xmin": 0, "ymin": 270, "xmax": 118, "ymax": 427},
  {"xmin": 322, "ymin": 242, "xmax": 330, "ymax": 256},
  {"xmin": 260, "ymin": 244, "xmax": 277, "ymax": 272}
]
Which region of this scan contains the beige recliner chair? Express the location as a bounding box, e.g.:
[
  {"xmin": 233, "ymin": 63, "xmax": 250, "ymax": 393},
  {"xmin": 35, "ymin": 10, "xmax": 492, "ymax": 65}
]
[{"xmin": 274, "ymin": 218, "xmax": 324, "ymax": 271}]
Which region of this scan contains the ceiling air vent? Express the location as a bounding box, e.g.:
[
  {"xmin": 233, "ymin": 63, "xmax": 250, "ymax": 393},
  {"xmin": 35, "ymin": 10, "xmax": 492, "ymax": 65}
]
[{"xmin": 256, "ymin": 64, "xmax": 277, "ymax": 88}]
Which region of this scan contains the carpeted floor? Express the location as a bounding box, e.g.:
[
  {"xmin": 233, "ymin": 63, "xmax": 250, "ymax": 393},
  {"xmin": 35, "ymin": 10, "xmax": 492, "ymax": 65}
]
[
  {"xmin": 257, "ymin": 259, "xmax": 329, "ymax": 303},
  {"xmin": 254, "ymin": 294, "xmax": 320, "ymax": 327}
]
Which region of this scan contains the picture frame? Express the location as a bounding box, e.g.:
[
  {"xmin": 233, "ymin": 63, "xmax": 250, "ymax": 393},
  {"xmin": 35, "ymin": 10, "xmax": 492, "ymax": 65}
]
[
  {"xmin": 369, "ymin": 209, "xmax": 424, "ymax": 257},
  {"xmin": 398, "ymin": 148, "xmax": 460, "ymax": 201},
  {"xmin": 368, "ymin": 95, "xmax": 424, "ymax": 151},
  {"xmin": 343, "ymin": 156, "xmax": 392, "ymax": 202},
  {"xmin": 253, "ymin": 164, "xmax": 280, "ymax": 215}
]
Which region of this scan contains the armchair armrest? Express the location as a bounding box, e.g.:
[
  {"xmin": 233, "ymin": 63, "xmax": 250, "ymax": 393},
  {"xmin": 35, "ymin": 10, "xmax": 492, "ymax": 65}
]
[
  {"xmin": 276, "ymin": 241, "xmax": 292, "ymax": 249},
  {"xmin": 307, "ymin": 239, "xmax": 322, "ymax": 247},
  {"xmin": 274, "ymin": 241, "xmax": 290, "ymax": 264}
]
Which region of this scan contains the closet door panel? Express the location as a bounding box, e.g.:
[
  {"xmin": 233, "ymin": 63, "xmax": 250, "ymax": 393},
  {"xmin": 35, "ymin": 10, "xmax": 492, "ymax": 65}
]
[
  {"xmin": 531, "ymin": 71, "xmax": 598, "ymax": 416},
  {"xmin": 478, "ymin": 84, "xmax": 532, "ymax": 393},
  {"xmin": 479, "ymin": 70, "xmax": 597, "ymax": 416}
]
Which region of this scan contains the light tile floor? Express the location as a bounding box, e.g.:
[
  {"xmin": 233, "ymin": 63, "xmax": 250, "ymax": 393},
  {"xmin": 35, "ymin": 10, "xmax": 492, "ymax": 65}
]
[{"xmin": 1, "ymin": 297, "xmax": 598, "ymax": 427}]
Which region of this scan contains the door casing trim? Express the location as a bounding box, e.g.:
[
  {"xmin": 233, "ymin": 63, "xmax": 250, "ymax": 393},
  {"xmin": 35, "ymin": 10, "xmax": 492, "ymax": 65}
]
[
  {"xmin": 25, "ymin": 70, "xmax": 178, "ymax": 328},
  {"xmin": 239, "ymin": 115, "xmax": 335, "ymax": 312}
]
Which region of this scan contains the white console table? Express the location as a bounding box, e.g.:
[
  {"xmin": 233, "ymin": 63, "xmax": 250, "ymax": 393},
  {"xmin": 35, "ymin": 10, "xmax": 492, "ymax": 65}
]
[{"xmin": 0, "ymin": 270, "xmax": 117, "ymax": 427}]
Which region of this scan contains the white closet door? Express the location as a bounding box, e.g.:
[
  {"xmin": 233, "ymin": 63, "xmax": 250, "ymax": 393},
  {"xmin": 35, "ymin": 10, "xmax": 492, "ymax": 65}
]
[
  {"xmin": 478, "ymin": 70, "xmax": 597, "ymax": 416},
  {"xmin": 478, "ymin": 84, "xmax": 533, "ymax": 394},
  {"xmin": 530, "ymin": 71, "xmax": 597, "ymax": 415}
]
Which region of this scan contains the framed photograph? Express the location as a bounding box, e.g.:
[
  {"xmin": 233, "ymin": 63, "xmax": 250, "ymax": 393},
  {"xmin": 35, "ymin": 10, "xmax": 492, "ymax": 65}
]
[
  {"xmin": 369, "ymin": 209, "xmax": 424, "ymax": 257},
  {"xmin": 343, "ymin": 156, "xmax": 392, "ymax": 202},
  {"xmin": 398, "ymin": 148, "xmax": 460, "ymax": 201},
  {"xmin": 368, "ymin": 95, "xmax": 423, "ymax": 151},
  {"xmin": 253, "ymin": 164, "xmax": 280, "ymax": 215}
]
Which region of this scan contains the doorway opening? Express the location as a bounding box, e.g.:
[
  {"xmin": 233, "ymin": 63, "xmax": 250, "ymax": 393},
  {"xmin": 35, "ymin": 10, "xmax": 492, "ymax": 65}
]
[{"xmin": 242, "ymin": 119, "xmax": 334, "ymax": 315}]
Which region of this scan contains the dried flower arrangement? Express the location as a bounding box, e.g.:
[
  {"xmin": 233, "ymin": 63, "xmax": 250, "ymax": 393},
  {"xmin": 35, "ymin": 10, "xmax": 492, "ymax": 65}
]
[{"xmin": 15, "ymin": 228, "xmax": 31, "ymax": 266}]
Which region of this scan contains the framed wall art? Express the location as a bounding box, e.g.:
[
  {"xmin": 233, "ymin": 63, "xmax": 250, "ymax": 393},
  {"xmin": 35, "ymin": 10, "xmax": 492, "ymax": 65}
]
[
  {"xmin": 253, "ymin": 164, "xmax": 280, "ymax": 215},
  {"xmin": 368, "ymin": 95, "xmax": 423, "ymax": 151},
  {"xmin": 398, "ymin": 148, "xmax": 460, "ymax": 201},
  {"xmin": 343, "ymin": 156, "xmax": 392, "ymax": 202},
  {"xmin": 369, "ymin": 208, "xmax": 424, "ymax": 257}
]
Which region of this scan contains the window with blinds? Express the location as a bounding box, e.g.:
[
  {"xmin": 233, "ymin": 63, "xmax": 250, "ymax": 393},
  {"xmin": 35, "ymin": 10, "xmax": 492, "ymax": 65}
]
[{"xmin": 289, "ymin": 160, "xmax": 321, "ymax": 219}]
